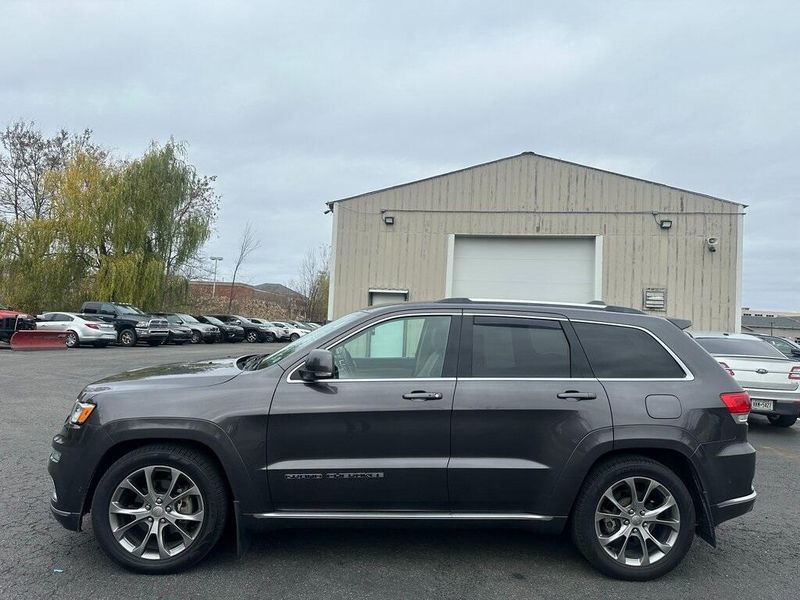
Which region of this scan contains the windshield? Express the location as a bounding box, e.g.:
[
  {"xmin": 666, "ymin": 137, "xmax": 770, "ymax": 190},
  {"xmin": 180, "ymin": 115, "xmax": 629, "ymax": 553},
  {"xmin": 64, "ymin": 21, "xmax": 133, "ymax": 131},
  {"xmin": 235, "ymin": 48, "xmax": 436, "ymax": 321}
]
[
  {"xmin": 165, "ymin": 314, "xmax": 181, "ymax": 324},
  {"xmin": 178, "ymin": 314, "xmax": 198, "ymax": 323},
  {"xmin": 202, "ymin": 316, "xmax": 225, "ymax": 327},
  {"xmin": 696, "ymin": 337, "xmax": 787, "ymax": 359},
  {"xmin": 255, "ymin": 311, "xmax": 366, "ymax": 370},
  {"xmin": 116, "ymin": 304, "xmax": 145, "ymax": 315}
]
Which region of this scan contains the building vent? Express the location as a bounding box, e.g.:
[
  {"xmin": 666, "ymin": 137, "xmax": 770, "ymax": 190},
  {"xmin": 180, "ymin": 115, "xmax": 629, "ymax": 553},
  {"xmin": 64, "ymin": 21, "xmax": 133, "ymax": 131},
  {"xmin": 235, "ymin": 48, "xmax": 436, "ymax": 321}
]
[{"xmin": 643, "ymin": 288, "xmax": 667, "ymax": 311}]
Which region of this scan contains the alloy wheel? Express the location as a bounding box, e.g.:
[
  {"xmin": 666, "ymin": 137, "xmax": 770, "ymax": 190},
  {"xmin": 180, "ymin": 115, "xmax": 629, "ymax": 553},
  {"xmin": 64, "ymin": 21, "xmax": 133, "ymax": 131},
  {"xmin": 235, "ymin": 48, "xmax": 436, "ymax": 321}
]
[
  {"xmin": 108, "ymin": 465, "xmax": 205, "ymax": 561},
  {"xmin": 594, "ymin": 476, "xmax": 680, "ymax": 567},
  {"xmin": 65, "ymin": 331, "xmax": 79, "ymax": 348}
]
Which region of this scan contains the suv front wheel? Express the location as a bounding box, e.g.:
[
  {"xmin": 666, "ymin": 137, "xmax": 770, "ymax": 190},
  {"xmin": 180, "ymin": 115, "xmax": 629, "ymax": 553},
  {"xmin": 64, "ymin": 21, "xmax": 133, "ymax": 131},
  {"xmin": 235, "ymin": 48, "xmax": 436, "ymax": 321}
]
[
  {"xmin": 91, "ymin": 444, "xmax": 228, "ymax": 574},
  {"xmin": 571, "ymin": 455, "xmax": 695, "ymax": 581}
]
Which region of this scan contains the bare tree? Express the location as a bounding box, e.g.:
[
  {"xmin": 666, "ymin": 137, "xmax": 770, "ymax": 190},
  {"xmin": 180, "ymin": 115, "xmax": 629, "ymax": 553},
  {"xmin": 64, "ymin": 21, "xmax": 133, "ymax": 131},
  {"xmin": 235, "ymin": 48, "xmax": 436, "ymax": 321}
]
[
  {"xmin": 0, "ymin": 120, "xmax": 100, "ymax": 222},
  {"xmin": 290, "ymin": 245, "xmax": 330, "ymax": 321},
  {"xmin": 227, "ymin": 223, "xmax": 261, "ymax": 311}
]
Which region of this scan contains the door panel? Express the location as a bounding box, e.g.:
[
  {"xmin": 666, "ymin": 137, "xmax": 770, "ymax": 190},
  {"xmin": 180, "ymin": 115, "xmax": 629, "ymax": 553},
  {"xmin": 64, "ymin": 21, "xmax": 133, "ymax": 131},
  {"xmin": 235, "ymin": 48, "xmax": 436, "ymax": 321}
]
[
  {"xmin": 267, "ymin": 379, "xmax": 455, "ymax": 510},
  {"xmin": 449, "ymin": 379, "xmax": 610, "ymax": 513},
  {"xmin": 448, "ymin": 315, "xmax": 612, "ymax": 514},
  {"xmin": 267, "ymin": 313, "xmax": 460, "ymax": 511}
]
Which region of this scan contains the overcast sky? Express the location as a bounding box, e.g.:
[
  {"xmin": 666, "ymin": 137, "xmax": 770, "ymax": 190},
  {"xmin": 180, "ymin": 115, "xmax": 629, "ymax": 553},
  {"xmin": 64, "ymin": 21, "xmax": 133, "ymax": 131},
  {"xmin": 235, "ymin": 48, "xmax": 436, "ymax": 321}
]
[{"xmin": 2, "ymin": 1, "xmax": 798, "ymax": 309}]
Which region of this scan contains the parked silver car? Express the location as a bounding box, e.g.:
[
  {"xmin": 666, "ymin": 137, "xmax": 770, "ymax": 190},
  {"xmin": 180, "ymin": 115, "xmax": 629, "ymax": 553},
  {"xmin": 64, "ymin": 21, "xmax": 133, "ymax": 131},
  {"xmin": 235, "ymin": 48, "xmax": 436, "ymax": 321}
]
[
  {"xmin": 36, "ymin": 312, "xmax": 118, "ymax": 348},
  {"xmin": 694, "ymin": 332, "xmax": 800, "ymax": 427}
]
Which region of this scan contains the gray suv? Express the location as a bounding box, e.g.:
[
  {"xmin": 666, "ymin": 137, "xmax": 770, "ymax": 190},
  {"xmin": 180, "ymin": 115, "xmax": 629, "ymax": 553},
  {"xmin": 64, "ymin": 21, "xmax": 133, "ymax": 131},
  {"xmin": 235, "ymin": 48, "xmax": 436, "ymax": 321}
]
[{"xmin": 48, "ymin": 299, "xmax": 756, "ymax": 580}]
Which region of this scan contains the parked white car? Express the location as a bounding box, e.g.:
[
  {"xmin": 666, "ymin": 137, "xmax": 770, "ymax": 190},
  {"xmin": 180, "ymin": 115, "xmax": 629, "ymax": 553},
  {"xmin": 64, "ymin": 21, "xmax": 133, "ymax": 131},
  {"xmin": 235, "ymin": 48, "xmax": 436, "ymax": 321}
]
[
  {"xmin": 694, "ymin": 332, "xmax": 800, "ymax": 427},
  {"xmin": 247, "ymin": 318, "xmax": 288, "ymax": 343},
  {"xmin": 271, "ymin": 321, "xmax": 309, "ymax": 342},
  {"xmin": 36, "ymin": 312, "xmax": 118, "ymax": 348}
]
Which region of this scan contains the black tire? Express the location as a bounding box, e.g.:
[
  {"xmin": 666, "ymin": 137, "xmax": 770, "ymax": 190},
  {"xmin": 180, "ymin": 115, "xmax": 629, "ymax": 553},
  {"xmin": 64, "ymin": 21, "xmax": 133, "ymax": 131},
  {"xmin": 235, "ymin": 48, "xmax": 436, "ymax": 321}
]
[
  {"xmin": 570, "ymin": 455, "xmax": 695, "ymax": 581},
  {"xmin": 289, "ymin": 333, "xmax": 300, "ymax": 342},
  {"xmin": 264, "ymin": 332, "xmax": 276, "ymax": 343},
  {"xmin": 245, "ymin": 330, "xmax": 259, "ymax": 343},
  {"xmin": 767, "ymin": 414, "xmax": 797, "ymax": 427},
  {"xmin": 190, "ymin": 330, "xmax": 202, "ymax": 344},
  {"xmin": 91, "ymin": 444, "xmax": 228, "ymax": 574},
  {"xmin": 203, "ymin": 337, "xmax": 217, "ymax": 344},
  {"xmin": 65, "ymin": 330, "xmax": 80, "ymax": 348},
  {"xmin": 119, "ymin": 328, "xmax": 137, "ymax": 347}
]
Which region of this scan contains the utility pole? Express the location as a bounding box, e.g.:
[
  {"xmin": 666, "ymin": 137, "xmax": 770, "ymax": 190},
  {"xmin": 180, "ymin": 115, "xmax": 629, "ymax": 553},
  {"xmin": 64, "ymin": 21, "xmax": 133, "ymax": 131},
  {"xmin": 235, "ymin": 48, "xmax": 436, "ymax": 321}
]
[{"xmin": 210, "ymin": 256, "xmax": 223, "ymax": 297}]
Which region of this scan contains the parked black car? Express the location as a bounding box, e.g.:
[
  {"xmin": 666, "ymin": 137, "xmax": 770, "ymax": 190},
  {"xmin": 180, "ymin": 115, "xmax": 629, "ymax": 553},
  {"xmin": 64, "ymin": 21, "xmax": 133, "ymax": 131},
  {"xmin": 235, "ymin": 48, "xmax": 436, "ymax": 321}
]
[
  {"xmin": 208, "ymin": 314, "xmax": 268, "ymax": 343},
  {"xmin": 80, "ymin": 302, "xmax": 169, "ymax": 347},
  {"xmin": 755, "ymin": 334, "xmax": 800, "ymax": 359},
  {"xmin": 168, "ymin": 313, "xmax": 222, "ymax": 344},
  {"xmin": 194, "ymin": 315, "xmax": 245, "ymax": 343},
  {"xmin": 49, "ymin": 299, "xmax": 756, "ymax": 580}
]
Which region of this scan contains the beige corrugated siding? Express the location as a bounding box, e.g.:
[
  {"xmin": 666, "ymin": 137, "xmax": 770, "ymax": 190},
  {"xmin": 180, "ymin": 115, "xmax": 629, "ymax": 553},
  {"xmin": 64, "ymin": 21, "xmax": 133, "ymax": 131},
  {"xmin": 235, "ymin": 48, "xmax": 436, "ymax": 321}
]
[{"xmin": 329, "ymin": 153, "xmax": 743, "ymax": 331}]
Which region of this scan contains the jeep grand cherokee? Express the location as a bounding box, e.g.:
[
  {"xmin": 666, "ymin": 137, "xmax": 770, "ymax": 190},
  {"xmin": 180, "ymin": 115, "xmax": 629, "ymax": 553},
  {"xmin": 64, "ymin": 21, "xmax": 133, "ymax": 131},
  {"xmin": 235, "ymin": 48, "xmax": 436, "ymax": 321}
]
[{"xmin": 48, "ymin": 299, "xmax": 756, "ymax": 580}]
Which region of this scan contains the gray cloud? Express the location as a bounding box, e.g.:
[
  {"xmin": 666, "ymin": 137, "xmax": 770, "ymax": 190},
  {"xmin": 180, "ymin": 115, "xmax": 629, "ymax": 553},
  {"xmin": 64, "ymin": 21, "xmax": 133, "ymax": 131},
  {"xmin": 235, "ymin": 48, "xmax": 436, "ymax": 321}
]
[{"xmin": 2, "ymin": 0, "xmax": 797, "ymax": 308}]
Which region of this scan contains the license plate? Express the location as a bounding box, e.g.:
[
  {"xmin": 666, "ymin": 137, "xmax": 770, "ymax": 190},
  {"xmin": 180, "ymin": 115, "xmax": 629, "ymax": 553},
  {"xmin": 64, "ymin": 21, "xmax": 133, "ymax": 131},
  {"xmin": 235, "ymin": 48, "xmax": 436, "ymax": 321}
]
[{"xmin": 751, "ymin": 400, "xmax": 774, "ymax": 411}]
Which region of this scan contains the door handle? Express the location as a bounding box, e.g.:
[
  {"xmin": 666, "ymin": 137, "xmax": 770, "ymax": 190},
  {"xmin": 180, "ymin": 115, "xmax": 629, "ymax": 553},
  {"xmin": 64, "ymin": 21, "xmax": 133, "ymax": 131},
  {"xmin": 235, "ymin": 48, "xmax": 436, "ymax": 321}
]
[
  {"xmin": 402, "ymin": 391, "xmax": 443, "ymax": 401},
  {"xmin": 557, "ymin": 391, "xmax": 597, "ymax": 401}
]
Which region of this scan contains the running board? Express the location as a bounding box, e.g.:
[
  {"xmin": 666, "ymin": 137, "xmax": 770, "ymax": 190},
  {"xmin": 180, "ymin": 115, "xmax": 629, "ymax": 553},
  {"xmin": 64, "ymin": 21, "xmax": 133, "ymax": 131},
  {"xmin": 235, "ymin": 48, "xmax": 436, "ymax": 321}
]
[{"xmin": 252, "ymin": 511, "xmax": 554, "ymax": 521}]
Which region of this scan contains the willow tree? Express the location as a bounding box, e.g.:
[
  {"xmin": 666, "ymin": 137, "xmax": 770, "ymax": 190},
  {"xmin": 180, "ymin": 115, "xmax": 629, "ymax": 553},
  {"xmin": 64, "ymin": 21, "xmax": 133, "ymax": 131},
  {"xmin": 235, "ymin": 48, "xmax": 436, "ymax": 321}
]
[{"xmin": 50, "ymin": 140, "xmax": 218, "ymax": 310}]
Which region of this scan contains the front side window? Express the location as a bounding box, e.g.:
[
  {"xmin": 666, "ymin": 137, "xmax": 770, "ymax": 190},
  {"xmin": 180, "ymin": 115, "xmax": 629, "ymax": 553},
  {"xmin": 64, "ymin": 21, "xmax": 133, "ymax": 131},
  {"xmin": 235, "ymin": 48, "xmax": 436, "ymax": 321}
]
[
  {"xmin": 574, "ymin": 322, "xmax": 686, "ymax": 379},
  {"xmin": 470, "ymin": 317, "xmax": 571, "ymax": 378},
  {"xmin": 330, "ymin": 315, "xmax": 452, "ymax": 380}
]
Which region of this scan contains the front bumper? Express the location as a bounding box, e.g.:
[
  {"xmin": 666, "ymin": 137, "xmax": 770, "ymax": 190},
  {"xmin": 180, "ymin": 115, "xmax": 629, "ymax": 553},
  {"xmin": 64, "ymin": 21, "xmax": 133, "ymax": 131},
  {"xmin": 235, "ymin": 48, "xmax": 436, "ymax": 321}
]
[
  {"xmin": 135, "ymin": 328, "xmax": 170, "ymax": 341},
  {"xmin": 48, "ymin": 424, "xmax": 112, "ymax": 532}
]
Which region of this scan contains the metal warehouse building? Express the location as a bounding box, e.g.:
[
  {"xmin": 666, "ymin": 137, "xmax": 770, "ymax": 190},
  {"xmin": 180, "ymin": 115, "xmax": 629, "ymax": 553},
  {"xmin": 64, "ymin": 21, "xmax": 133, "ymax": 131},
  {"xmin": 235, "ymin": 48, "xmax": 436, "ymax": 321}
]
[{"xmin": 326, "ymin": 152, "xmax": 745, "ymax": 332}]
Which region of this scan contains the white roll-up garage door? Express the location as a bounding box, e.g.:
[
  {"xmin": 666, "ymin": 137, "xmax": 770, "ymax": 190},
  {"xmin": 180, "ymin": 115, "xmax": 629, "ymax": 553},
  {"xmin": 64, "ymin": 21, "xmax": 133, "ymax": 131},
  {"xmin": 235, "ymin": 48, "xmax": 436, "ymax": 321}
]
[{"xmin": 449, "ymin": 236, "xmax": 599, "ymax": 303}]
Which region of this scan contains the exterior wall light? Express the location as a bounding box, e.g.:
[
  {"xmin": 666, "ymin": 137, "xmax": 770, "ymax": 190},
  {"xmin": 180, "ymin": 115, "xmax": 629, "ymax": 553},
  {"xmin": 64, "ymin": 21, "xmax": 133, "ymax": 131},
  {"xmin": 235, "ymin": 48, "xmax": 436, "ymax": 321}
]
[
  {"xmin": 383, "ymin": 215, "xmax": 395, "ymax": 225},
  {"xmin": 659, "ymin": 219, "xmax": 673, "ymax": 230}
]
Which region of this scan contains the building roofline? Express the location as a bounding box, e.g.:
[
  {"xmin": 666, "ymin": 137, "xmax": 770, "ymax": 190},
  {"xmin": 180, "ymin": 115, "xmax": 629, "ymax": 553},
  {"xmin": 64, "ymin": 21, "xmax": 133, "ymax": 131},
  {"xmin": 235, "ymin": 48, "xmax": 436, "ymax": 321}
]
[{"xmin": 326, "ymin": 151, "xmax": 747, "ymax": 208}]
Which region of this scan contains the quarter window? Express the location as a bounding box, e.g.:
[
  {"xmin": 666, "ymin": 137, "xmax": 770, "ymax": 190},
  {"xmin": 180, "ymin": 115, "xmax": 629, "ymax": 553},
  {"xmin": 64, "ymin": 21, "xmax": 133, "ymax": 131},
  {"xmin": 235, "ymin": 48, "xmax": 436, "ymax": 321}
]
[
  {"xmin": 573, "ymin": 322, "xmax": 685, "ymax": 379},
  {"xmin": 330, "ymin": 315, "xmax": 452, "ymax": 379},
  {"xmin": 470, "ymin": 317, "xmax": 572, "ymax": 378}
]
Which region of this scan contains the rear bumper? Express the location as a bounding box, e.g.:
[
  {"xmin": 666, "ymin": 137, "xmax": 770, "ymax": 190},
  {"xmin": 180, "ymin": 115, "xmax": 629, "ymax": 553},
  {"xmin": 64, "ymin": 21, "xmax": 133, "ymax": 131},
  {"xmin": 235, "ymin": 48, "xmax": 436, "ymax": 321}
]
[
  {"xmin": 80, "ymin": 331, "xmax": 117, "ymax": 343},
  {"xmin": 745, "ymin": 387, "xmax": 800, "ymax": 416},
  {"xmin": 712, "ymin": 488, "xmax": 757, "ymax": 525}
]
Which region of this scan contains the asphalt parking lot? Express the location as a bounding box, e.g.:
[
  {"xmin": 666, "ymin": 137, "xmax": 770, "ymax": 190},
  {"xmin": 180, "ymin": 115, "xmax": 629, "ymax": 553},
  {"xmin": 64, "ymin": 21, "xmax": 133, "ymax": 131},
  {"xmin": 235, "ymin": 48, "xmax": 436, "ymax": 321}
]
[{"xmin": 1, "ymin": 344, "xmax": 798, "ymax": 599}]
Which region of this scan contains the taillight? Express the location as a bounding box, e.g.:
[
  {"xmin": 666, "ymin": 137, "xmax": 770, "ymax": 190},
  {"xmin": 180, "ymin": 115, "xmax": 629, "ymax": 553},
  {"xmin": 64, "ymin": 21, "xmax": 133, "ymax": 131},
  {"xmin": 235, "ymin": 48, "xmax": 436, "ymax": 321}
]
[
  {"xmin": 720, "ymin": 391, "xmax": 751, "ymax": 424},
  {"xmin": 719, "ymin": 361, "xmax": 735, "ymax": 376},
  {"xmin": 86, "ymin": 323, "xmax": 99, "ymax": 330},
  {"xmin": 789, "ymin": 366, "xmax": 800, "ymax": 380}
]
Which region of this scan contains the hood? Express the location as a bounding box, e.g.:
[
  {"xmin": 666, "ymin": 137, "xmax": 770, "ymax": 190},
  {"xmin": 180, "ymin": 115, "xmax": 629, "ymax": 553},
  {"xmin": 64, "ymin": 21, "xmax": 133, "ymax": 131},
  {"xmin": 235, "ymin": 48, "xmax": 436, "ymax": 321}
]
[{"xmin": 82, "ymin": 358, "xmax": 244, "ymax": 396}]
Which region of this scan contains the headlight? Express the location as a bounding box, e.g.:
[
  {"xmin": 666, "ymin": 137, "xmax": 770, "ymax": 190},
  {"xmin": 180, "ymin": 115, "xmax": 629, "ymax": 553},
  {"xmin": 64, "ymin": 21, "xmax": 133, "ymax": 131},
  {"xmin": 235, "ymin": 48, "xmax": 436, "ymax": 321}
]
[
  {"xmin": 68, "ymin": 400, "xmax": 96, "ymax": 425},
  {"xmin": 135, "ymin": 320, "xmax": 149, "ymax": 328}
]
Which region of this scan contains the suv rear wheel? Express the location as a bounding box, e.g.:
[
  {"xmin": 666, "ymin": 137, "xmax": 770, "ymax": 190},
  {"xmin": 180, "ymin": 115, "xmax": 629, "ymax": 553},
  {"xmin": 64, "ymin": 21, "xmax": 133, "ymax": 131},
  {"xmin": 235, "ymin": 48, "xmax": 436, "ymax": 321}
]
[
  {"xmin": 571, "ymin": 455, "xmax": 695, "ymax": 581},
  {"xmin": 91, "ymin": 444, "xmax": 228, "ymax": 574}
]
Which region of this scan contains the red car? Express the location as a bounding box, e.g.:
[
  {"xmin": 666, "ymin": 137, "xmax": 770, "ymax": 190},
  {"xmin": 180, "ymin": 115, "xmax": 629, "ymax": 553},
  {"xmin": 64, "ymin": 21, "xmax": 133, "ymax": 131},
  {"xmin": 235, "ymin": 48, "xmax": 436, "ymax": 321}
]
[{"xmin": 0, "ymin": 302, "xmax": 36, "ymax": 343}]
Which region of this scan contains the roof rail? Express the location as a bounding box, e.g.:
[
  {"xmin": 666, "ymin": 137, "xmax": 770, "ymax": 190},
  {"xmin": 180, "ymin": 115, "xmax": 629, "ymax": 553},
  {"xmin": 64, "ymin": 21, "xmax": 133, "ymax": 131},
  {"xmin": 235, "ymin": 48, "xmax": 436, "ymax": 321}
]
[{"xmin": 435, "ymin": 298, "xmax": 645, "ymax": 314}]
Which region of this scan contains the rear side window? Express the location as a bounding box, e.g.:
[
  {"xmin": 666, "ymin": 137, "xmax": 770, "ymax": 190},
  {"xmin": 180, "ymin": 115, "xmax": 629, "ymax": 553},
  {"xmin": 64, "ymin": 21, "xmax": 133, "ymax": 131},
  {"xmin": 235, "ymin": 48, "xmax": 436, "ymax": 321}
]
[
  {"xmin": 471, "ymin": 317, "xmax": 571, "ymax": 378},
  {"xmin": 695, "ymin": 337, "xmax": 786, "ymax": 359},
  {"xmin": 573, "ymin": 322, "xmax": 686, "ymax": 379}
]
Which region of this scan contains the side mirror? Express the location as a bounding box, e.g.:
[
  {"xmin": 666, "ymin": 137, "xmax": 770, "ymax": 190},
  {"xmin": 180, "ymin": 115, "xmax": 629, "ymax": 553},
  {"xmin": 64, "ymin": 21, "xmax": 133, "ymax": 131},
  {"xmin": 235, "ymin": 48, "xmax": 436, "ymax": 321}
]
[
  {"xmin": 791, "ymin": 349, "xmax": 800, "ymax": 358},
  {"xmin": 298, "ymin": 349, "xmax": 334, "ymax": 382}
]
